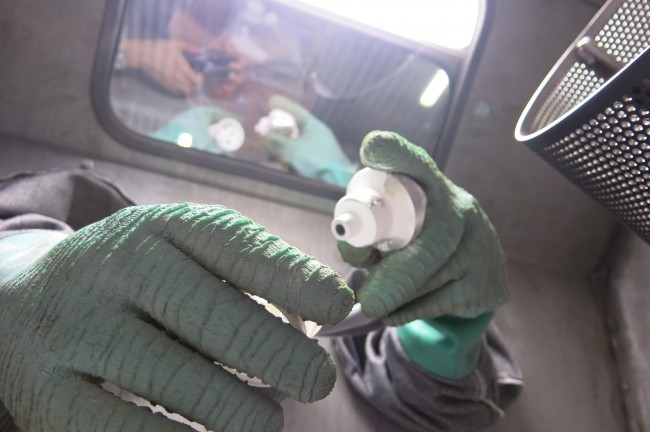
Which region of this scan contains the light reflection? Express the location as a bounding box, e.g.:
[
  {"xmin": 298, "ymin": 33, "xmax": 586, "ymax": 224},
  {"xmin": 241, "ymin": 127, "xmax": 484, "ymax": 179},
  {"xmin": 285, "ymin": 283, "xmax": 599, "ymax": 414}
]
[
  {"xmin": 419, "ymin": 70, "xmax": 449, "ymax": 108},
  {"xmin": 285, "ymin": 0, "xmax": 482, "ymax": 50},
  {"xmin": 177, "ymin": 132, "xmax": 194, "ymax": 148}
]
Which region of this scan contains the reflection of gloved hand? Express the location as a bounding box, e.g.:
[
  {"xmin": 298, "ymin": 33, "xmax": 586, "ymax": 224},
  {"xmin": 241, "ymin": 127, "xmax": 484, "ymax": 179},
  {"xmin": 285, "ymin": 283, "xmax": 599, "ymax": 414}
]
[
  {"xmin": 338, "ymin": 131, "xmax": 508, "ymax": 325},
  {"xmin": 0, "ymin": 204, "xmax": 354, "ymax": 432},
  {"xmin": 151, "ymin": 106, "xmax": 235, "ymax": 153},
  {"xmin": 265, "ymin": 95, "xmax": 356, "ymax": 187}
]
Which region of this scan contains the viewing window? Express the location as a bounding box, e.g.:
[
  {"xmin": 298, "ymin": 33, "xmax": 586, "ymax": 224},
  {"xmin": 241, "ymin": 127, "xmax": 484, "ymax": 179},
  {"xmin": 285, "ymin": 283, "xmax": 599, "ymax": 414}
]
[{"xmin": 102, "ymin": 0, "xmax": 484, "ymax": 191}]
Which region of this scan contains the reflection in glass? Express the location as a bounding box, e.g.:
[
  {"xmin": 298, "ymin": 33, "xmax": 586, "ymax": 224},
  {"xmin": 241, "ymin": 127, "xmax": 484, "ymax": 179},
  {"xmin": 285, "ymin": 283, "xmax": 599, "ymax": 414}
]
[
  {"xmin": 420, "ymin": 70, "xmax": 450, "ymax": 108},
  {"xmin": 109, "ymin": 0, "xmax": 454, "ymax": 187},
  {"xmin": 288, "ymin": 0, "xmax": 481, "ymax": 50}
]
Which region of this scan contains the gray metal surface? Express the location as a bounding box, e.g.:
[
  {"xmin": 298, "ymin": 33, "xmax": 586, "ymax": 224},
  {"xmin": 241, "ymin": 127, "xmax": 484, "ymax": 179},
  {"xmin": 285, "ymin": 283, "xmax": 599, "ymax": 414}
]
[
  {"xmin": 0, "ymin": 0, "xmax": 631, "ymax": 430},
  {"xmin": 445, "ymin": 0, "xmax": 617, "ymax": 275},
  {"xmin": 609, "ymin": 231, "xmax": 650, "ymax": 432}
]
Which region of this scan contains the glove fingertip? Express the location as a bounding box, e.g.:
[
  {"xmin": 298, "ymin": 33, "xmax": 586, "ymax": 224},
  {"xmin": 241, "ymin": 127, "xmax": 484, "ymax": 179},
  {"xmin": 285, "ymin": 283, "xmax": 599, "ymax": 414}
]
[
  {"xmin": 336, "ymin": 241, "xmax": 379, "ymax": 268},
  {"xmin": 360, "ymin": 131, "xmax": 448, "ymax": 197},
  {"xmin": 305, "ymin": 268, "xmax": 355, "ymax": 325},
  {"xmin": 269, "ymin": 94, "xmax": 288, "ymax": 107},
  {"xmin": 357, "ymin": 279, "xmax": 395, "ymax": 319},
  {"xmin": 265, "ymin": 133, "xmax": 289, "ymax": 147},
  {"xmin": 358, "ymin": 291, "xmax": 390, "ymax": 320},
  {"xmin": 268, "ymin": 94, "xmax": 309, "ymax": 123},
  {"xmin": 303, "ymin": 352, "xmax": 338, "ymax": 402},
  {"xmin": 328, "ymin": 282, "xmax": 355, "ymax": 324},
  {"xmin": 263, "ymin": 405, "xmax": 285, "ymax": 432},
  {"xmin": 360, "ymin": 130, "xmax": 410, "ymax": 168}
]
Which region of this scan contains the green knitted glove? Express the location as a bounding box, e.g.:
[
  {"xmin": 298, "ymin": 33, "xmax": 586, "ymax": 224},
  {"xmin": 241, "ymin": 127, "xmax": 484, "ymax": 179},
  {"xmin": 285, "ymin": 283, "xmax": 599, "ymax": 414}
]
[
  {"xmin": 0, "ymin": 203, "xmax": 354, "ymax": 432},
  {"xmin": 338, "ymin": 131, "xmax": 508, "ymax": 325},
  {"xmin": 265, "ymin": 95, "xmax": 356, "ymax": 187},
  {"xmin": 396, "ymin": 313, "xmax": 493, "ymax": 379}
]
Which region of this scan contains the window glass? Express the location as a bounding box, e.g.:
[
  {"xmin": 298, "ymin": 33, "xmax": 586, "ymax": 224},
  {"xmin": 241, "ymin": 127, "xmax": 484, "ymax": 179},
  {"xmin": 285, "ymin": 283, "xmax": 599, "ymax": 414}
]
[{"xmin": 109, "ymin": 0, "xmax": 458, "ymax": 188}]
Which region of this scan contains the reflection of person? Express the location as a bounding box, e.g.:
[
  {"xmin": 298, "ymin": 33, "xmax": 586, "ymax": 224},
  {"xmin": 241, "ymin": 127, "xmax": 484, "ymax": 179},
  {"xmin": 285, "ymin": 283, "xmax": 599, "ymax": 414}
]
[
  {"xmin": 118, "ymin": 0, "xmax": 355, "ymax": 187},
  {"xmin": 117, "ymin": 0, "xmax": 243, "ymax": 96},
  {"xmin": 0, "ymin": 132, "xmax": 521, "ymax": 432},
  {"xmin": 120, "ymin": 38, "xmax": 204, "ymax": 95}
]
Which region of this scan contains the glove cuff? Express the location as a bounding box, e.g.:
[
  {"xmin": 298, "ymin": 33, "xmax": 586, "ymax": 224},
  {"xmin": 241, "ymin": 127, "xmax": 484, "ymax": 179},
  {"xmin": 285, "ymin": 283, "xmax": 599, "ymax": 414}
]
[{"xmin": 396, "ymin": 312, "xmax": 493, "ymax": 380}]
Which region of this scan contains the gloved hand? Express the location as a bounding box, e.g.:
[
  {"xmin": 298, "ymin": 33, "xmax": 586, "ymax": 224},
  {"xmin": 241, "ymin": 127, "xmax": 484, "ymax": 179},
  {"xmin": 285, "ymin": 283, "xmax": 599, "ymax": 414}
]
[
  {"xmin": 151, "ymin": 106, "xmax": 236, "ymax": 153},
  {"xmin": 265, "ymin": 95, "xmax": 356, "ymax": 187},
  {"xmin": 338, "ymin": 131, "xmax": 508, "ymax": 325},
  {"xmin": 0, "ymin": 203, "xmax": 354, "ymax": 432}
]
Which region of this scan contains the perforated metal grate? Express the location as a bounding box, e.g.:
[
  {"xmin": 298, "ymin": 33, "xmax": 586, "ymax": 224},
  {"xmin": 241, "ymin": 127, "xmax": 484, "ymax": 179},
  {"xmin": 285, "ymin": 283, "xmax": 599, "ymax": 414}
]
[
  {"xmin": 516, "ymin": 0, "xmax": 650, "ymax": 241},
  {"xmin": 595, "ymin": 0, "xmax": 650, "ymax": 64},
  {"xmin": 532, "ymin": 62, "xmax": 606, "ymax": 131},
  {"xmin": 529, "ymin": 0, "xmax": 650, "ymax": 133},
  {"xmin": 538, "ymin": 88, "xmax": 650, "ymax": 238}
]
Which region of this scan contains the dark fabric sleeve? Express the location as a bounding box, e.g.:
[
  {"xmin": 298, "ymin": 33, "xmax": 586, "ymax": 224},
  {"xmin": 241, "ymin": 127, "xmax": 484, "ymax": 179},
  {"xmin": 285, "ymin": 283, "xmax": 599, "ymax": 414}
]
[
  {"xmin": 0, "ymin": 401, "xmax": 19, "ymax": 432},
  {"xmin": 0, "ymin": 169, "xmax": 135, "ymax": 232},
  {"xmin": 0, "ymin": 214, "xmax": 74, "ymax": 239},
  {"xmin": 333, "ymin": 324, "xmax": 523, "ymax": 432},
  {"xmin": 0, "ymin": 169, "xmax": 136, "ymax": 431}
]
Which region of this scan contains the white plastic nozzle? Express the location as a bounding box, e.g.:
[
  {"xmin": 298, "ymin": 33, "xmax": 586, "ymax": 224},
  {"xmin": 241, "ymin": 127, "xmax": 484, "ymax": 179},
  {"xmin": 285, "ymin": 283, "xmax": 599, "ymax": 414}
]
[
  {"xmin": 332, "ymin": 168, "xmax": 427, "ymax": 252},
  {"xmin": 254, "ymin": 109, "xmax": 299, "ymax": 138},
  {"xmin": 333, "ymin": 212, "xmax": 362, "ymax": 239},
  {"xmin": 208, "ymin": 117, "xmax": 245, "ymax": 152}
]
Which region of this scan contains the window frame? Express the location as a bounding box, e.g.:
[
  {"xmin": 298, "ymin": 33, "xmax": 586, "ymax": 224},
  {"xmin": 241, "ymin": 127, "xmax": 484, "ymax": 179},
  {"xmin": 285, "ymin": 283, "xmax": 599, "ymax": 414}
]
[{"xmin": 91, "ymin": 0, "xmax": 493, "ymax": 199}]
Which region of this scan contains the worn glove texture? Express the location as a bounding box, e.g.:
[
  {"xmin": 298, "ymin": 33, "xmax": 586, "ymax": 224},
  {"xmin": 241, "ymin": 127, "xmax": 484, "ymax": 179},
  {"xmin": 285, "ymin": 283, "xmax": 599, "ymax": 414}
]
[
  {"xmin": 338, "ymin": 131, "xmax": 508, "ymax": 325},
  {"xmin": 0, "ymin": 203, "xmax": 354, "ymax": 432}
]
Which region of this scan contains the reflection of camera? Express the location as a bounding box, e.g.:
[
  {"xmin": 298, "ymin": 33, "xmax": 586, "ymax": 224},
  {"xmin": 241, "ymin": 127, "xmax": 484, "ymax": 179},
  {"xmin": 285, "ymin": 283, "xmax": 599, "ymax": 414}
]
[
  {"xmin": 183, "ymin": 51, "xmax": 237, "ymax": 77},
  {"xmin": 184, "ymin": 51, "xmax": 241, "ymax": 98}
]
